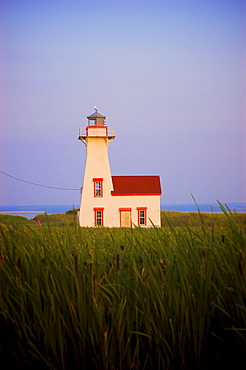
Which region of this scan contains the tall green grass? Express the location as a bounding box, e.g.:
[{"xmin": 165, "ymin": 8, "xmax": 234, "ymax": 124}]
[{"xmin": 0, "ymin": 207, "xmax": 245, "ymax": 369}]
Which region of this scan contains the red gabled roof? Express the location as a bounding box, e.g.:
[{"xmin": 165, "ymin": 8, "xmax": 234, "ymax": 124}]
[{"xmin": 111, "ymin": 175, "xmax": 162, "ymax": 196}]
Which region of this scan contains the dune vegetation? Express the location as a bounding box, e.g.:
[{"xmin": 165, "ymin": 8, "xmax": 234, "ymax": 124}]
[{"xmin": 0, "ymin": 205, "xmax": 245, "ymax": 369}]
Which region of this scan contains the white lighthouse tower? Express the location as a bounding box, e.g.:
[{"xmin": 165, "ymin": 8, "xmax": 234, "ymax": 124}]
[{"xmin": 78, "ymin": 107, "xmax": 115, "ymax": 227}]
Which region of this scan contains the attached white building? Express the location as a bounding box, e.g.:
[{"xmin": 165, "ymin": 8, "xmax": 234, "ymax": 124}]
[{"xmin": 78, "ymin": 108, "xmax": 162, "ymax": 227}]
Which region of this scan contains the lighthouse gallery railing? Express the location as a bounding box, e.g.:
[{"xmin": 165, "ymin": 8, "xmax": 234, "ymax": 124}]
[{"xmin": 79, "ymin": 127, "xmax": 115, "ymax": 138}]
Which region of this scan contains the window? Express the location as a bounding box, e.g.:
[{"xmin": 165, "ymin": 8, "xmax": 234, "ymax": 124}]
[
  {"xmin": 95, "ymin": 181, "xmax": 102, "ymax": 197},
  {"xmin": 93, "ymin": 178, "xmax": 103, "ymax": 197},
  {"xmin": 89, "ymin": 119, "xmax": 96, "ymax": 126},
  {"xmin": 137, "ymin": 207, "xmax": 147, "ymax": 226},
  {"xmin": 94, "ymin": 208, "xmax": 104, "ymax": 226}
]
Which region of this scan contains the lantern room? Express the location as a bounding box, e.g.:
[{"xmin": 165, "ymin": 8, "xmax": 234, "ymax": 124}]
[{"xmin": 87, "ymin": 107, "xmax": 106, "ymax": 126}]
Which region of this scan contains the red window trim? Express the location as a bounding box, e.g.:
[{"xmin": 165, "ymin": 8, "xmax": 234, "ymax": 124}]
[
  {"xmin": 93, "ymin": 208, "xmax": 104, "ymax": 226},
  {"xmin": 137, "ymin": 207, "xmax": 147, "ymax": 226},
  {"xmin": 93, "ymin": 178, "xmax": 103, "ymax": 197}
]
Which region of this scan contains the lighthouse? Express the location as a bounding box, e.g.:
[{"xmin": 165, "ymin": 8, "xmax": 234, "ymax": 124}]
[
  {"xmin": 78, "ymin": 108, "xmax": 162, "ymax": 227},
  {"xmin": 78, "ymin": 107, "xmax": 115, "ymax": 227}
]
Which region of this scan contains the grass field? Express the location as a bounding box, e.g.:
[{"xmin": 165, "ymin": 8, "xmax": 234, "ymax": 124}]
[{"xmin": 0, "ymin": 207, "xmax": 245, "ymax": 369}]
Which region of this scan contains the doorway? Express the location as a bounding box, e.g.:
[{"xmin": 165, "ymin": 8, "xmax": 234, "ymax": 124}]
[{"xmin": 120, "ymin": 209, "xmax": 132, "ymax": 227}]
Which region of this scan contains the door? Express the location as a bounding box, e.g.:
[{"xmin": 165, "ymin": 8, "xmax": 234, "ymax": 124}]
[{"xmin": 120, "ymin": 211, "xmax": 131, "ymax": 227}]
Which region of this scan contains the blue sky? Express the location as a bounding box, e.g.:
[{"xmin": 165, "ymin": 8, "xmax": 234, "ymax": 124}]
[{"xmin": 1, "ymin": 0, "xmax": 245, "ymax": 206}]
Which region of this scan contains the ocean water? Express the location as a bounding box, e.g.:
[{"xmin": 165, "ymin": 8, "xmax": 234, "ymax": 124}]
[
  {"xmin": 0, "ymin": 203, "xmax": 245, "ymax": 219},
  {"xmin": 0, "ymin": 205, "xmax": 79, "ymax": 219},
  {"xmin": 161, "ymin": 203, "xmax": 246, "ymax": 213}
]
